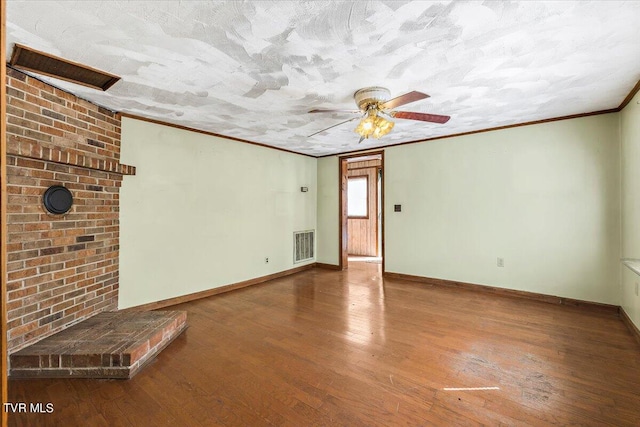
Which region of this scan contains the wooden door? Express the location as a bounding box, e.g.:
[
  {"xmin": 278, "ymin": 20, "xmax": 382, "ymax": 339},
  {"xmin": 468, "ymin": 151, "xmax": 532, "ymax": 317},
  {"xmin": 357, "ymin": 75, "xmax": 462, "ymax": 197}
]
[{"xmin": 347, "ymin": 160, "xmax": 380, "ymax": 256}]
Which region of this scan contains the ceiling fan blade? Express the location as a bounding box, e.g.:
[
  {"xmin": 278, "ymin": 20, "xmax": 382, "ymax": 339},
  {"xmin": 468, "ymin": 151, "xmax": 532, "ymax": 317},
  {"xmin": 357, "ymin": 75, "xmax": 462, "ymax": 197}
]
[
  {"xmin": 309, "ymin": 108, "xmax": 361, "ymax": 114},
  {"xmin": 307, "ymin": 117, "xmax": 360, "ymax": 138},
  {"xmin": 380, "ymin": 91, "xmax": 429, "ymax": 110},
  {"xmin": 390, "ymin": 111, "xmax": 450, "ymax": 124}
]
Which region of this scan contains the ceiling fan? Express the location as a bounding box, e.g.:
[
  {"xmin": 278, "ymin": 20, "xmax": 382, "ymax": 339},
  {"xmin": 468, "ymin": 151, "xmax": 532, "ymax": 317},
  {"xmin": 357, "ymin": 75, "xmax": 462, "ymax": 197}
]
[{"xmin": 308, "ymin": 86, "xmax": 450, "ymax": 143}]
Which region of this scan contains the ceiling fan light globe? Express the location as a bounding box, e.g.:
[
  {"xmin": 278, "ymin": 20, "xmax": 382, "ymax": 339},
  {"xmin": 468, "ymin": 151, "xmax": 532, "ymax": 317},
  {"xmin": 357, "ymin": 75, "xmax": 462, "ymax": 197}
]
[
  {"xmin": 355, "ymin": 112, "xmax": 395, "ymax": 139},
  {"xmin": 355, "ymin": 115, "xmax": 377, "ymax": 136},
  {"xmin": 375, "ymin": 116, "xmax": 394, "ymax": 137}
]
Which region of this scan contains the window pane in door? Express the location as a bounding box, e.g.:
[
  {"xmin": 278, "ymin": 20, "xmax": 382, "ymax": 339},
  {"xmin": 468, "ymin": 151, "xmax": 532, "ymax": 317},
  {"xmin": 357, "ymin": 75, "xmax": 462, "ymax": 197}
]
[{"xmin": 348, "ymin": 176, "xmax": 368, "ymax": 217}]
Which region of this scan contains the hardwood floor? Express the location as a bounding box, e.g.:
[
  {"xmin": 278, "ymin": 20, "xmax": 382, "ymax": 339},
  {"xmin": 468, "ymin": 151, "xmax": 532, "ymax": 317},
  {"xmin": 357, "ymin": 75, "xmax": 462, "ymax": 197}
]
[{"xmin": 8, "ymin": 262, "xmax": 640, "ymax": 426}]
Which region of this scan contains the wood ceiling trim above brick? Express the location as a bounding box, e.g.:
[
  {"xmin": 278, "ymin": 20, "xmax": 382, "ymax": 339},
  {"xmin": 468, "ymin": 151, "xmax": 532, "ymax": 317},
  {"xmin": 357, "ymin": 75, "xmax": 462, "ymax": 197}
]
[{"xmin": 9, "ymin": 44, "xmax": 121, "ymax": 92}]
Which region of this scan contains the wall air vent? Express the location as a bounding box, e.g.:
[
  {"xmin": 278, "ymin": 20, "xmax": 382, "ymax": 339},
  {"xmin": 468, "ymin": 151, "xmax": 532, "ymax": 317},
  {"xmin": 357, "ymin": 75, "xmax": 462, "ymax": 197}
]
[
  {"xmin": 294, "ymin": 230, "xmax": 315, "ymax": 263},
  {"xmin": 9, "ymin": 44, "xmax": 121, "ymax": 91}
]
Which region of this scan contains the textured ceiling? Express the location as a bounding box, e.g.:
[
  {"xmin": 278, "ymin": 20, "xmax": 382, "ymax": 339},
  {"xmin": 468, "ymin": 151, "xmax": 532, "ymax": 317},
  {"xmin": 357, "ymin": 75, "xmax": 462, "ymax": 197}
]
[{"xmin": 6, "ymin": 1, "xmax": 640, "ymax": 156}]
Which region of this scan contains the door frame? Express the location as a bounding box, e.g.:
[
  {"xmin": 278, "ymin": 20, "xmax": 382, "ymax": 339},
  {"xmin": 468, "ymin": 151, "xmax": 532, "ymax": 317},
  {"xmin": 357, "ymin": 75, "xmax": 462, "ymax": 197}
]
[{"xmin": 338, "ymin": 150, "xmax": 385, "ymax": 272}]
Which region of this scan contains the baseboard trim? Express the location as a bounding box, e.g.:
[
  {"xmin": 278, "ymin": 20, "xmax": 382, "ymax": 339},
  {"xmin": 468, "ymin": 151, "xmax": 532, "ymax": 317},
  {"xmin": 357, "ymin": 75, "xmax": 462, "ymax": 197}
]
[
  {"xmin": 383, "ymin": 271, "xmax": 620, "ymax": 315},
  {"xmin": 620, "ymin": 307, "xmax": 640, "ymax": 347},
  {"xmin": 123, "ymin": 263, "xmax": 316, "ymax": 312},
  {"xmin": 124, "ymin": 265, "xmax": 625, "ymax": 318},
  {"xmin": 315, "ymin": 263, "xmax": 342, "ymax": 270}
]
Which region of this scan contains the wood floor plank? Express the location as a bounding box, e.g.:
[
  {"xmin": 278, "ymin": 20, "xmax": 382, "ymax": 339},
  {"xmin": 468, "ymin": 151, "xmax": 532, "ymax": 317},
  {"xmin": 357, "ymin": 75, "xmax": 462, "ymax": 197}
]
[{"xmin": 8, "ymin": 262, "xmax": 640, "ymax": 426}]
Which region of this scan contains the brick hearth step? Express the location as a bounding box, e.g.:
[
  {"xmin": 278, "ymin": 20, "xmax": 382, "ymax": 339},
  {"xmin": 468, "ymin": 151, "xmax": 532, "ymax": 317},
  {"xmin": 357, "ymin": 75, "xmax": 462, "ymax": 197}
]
[{"xmin": 9, "ymin": 310, "xmax": 187, "ymax": 379}]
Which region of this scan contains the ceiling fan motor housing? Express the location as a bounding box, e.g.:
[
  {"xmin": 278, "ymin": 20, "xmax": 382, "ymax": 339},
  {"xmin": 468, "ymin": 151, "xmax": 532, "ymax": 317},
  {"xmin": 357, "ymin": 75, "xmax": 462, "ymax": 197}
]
[{"xmin": 354, "ymin": 87, "xmax": 391, "ymax": 111}]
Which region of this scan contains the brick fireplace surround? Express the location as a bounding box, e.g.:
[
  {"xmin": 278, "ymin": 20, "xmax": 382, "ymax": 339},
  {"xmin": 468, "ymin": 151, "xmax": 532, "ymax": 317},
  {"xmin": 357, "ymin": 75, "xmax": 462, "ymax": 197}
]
[{"xmin": 5, "ymin": 66, "xmax": 136, "ymax": 355}]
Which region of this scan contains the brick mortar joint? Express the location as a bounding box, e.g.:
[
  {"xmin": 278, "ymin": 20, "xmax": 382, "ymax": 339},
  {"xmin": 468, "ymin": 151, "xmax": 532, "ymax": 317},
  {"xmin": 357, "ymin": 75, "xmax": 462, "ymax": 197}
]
[{"xmin": 7, "ymin": 151, "xmax": 136, "ymax": 176}]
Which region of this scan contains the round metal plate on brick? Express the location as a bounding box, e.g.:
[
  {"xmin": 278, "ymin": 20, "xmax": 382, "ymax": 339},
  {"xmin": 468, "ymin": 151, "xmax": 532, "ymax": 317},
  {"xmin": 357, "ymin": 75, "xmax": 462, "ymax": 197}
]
[{"xmin": 43, "ymin": 185, "xmax": 73, "ymax": 214}]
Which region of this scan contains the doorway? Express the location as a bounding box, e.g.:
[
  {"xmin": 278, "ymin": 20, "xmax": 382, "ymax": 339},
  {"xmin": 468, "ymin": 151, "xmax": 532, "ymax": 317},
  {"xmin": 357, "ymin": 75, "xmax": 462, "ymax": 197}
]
[{"xmin": 338, "ymin": 151, "xmax": 384, "ymax": 271}]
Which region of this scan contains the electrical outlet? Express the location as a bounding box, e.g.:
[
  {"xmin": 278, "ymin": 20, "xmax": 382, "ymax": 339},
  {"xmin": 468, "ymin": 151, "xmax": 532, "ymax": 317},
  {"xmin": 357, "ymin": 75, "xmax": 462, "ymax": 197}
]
[
  {"xmin": 265, "ymin": 257, "xmax": 269, "ymax": 264},
  {"xmin": 635, "ymin": 282, "xmax": 639, "ymax": 296},
  {"xmin": 497, "ymin": 257, "xmax": 504, "ymax": 267}
]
